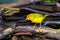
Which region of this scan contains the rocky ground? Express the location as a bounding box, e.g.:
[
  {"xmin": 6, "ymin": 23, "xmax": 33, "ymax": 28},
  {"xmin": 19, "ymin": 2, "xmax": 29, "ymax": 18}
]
[{"xmin": 0, "ymin": 0, "xmax": 30, "ymax": 7}]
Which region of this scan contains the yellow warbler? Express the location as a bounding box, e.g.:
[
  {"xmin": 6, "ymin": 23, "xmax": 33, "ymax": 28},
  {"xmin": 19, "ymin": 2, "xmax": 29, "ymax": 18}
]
[{"xmin": 26, "ymin": 13, "xmax": 49, "ymax": 24}]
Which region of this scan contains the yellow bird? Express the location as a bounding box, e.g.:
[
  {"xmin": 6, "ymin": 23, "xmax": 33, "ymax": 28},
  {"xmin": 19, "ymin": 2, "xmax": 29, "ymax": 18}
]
[
  {"xmin": 26, "ymin": 13, "xmax": 49, "ymax": 23},
  {"xmin": 26, "ymin": 13, "xmax": 49, "ymax": 28}
]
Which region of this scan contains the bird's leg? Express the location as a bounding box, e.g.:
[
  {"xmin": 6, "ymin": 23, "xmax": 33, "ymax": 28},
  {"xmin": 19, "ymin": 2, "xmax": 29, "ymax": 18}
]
[
  {"xmin": 39, "ymin": 23, "xmax": 42, "ymax": 29},
  {"xmin": 33, "ymin": 23, "xmax": 37, "ymax": 28}
]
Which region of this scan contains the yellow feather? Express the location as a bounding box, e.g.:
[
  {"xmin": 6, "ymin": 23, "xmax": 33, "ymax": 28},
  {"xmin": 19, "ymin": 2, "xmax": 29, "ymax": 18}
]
[{"xmin": 26, "ymin": 13, "xmax": 49, "ymax": 24}]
